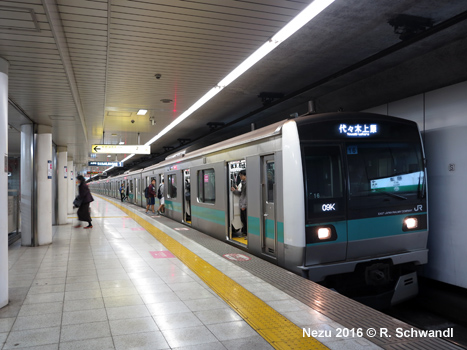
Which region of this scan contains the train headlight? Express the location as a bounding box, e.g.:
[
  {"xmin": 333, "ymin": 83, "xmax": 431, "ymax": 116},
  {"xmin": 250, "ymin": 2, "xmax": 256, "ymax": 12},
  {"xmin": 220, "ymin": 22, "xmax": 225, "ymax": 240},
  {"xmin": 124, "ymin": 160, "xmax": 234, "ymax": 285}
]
[
  {"xmin": 404, "ymin": 217, "xmax": 418, "ymax": 230},
  {"xmin": 317, "ymin": 227, "xmax": 331, "ymax": 240},
  {"xmin": 307, "ymin": 225, "xmax": 337, "ymax": 244}
]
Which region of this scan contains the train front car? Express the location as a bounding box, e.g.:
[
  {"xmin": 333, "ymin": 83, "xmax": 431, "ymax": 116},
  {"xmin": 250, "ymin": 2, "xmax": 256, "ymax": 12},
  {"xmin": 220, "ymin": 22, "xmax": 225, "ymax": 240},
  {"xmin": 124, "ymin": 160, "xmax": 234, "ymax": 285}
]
[{"xmin": 283, "ymin": 112, "xmax": 428, "ymax": 308}]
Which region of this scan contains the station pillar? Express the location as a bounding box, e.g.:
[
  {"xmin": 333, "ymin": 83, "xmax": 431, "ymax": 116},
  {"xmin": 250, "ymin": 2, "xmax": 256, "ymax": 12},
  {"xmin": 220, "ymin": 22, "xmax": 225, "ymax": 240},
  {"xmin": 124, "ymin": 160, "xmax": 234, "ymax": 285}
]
[
  {"xmin": 21, "ymin": 123, "xmax": 34, "ymax": 246},
  {"xmin": 67, "ymin": 160, "xmax": 74, "ymax": 214},
  {"xmin": 57, "ymin": 147, "xmax": 68, "ymax": 224},
  {"xmin": 36, "ymin": 125, "xmax": 53, "ymax": 245},
  {"xmin": 0, "ymin": 57, "xmax": 9, "ymax": 308}
]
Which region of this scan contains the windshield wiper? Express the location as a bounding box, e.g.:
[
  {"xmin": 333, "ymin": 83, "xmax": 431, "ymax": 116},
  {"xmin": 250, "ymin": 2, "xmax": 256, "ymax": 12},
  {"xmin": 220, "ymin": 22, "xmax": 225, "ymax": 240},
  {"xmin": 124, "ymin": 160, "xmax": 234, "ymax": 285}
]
[{"xmin": 374, "ymin": 189, "xmax": 407, "ymax": 200}]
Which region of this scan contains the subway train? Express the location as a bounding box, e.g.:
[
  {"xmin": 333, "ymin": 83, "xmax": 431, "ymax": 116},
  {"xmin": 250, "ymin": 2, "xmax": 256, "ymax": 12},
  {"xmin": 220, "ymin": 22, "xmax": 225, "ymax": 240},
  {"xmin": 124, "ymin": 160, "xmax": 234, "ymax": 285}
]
[{"xmin": 89, "ymin": 112, "xmax": 428, "ymax": 307}]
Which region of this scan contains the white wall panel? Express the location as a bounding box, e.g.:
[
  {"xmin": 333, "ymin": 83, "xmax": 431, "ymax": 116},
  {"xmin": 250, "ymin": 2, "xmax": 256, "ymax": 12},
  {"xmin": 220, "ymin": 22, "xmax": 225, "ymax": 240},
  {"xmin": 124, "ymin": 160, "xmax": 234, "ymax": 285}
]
[
  {"xmin": 363, "ymin": 80, "xmax": 467, "ymax": 288},
  {"xmin": 388, "ymin": 94, "xmax": 424, "ymax": 130}
]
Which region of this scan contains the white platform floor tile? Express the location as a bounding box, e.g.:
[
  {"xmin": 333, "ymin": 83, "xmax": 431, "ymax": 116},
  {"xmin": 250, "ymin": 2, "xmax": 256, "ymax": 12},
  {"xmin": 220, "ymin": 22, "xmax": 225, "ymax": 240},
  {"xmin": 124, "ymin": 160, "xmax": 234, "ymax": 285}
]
[
  {"xmin": 3, "ymin": 196, "xmax": 382, "ymax": 350},
  {"xmin": 3, "ymin": 326, "xmax": 60, "ymax": 349}
]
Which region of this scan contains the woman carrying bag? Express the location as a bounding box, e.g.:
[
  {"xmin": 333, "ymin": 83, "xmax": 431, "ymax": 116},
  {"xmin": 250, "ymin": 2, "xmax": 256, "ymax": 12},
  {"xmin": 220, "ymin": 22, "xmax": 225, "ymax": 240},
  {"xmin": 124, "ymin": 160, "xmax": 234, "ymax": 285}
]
[{"xmin": 74, "ymin": 175, "xmax": 94, "ymax": 229}]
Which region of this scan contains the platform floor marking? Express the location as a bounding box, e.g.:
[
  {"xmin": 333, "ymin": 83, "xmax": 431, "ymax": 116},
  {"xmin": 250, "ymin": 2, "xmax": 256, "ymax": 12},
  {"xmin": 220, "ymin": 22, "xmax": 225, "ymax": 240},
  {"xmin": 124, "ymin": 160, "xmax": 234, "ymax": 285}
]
[
  {"xmin": 96, "ymin": 195, "xmax": 328, "ymax": 350},
  {"xmin": 68, "ymin": 216, "xmax": 129, "ymax": 219}
]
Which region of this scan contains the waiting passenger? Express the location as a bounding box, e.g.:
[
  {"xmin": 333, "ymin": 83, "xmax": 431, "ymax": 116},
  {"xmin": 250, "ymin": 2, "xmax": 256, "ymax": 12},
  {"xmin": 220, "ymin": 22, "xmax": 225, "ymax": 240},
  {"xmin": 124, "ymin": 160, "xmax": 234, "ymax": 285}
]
[
  {"xmin": 146, "ymin": 178, "xmax": 157, "ymax": 214},
  {"xmin": 231, "ymin": 170, "xmax": 247, "ymax": 236}
]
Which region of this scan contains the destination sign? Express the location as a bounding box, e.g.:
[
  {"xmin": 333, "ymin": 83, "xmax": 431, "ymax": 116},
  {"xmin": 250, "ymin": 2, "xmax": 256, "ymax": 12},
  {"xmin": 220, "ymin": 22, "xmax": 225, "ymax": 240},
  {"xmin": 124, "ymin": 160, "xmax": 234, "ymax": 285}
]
[
  {"xmin": 88, "ymin": 161, "xmax": 123, "ymax": 167},
  {"xmin": 338, "ymin": 123, "xmax": 378, "ymax": 137},
  {"xmin": 91, "ymin": 144, "xmax": 151, "ymax": 154}
]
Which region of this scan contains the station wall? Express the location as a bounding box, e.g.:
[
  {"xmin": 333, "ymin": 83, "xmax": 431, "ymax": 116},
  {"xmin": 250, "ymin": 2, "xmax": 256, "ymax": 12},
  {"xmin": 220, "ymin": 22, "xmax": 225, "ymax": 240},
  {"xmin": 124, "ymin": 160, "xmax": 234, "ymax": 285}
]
[{"xmin": 364, "ymin": 80, "xmax": 467, "ymax": 289}]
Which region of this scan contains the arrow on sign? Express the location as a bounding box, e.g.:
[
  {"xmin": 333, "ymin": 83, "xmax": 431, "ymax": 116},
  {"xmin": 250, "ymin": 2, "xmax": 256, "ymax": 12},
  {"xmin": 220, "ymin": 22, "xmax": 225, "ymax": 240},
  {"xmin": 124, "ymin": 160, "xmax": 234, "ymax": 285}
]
[{"xmin": 94, "ymin": 146, "xmax": 101, "ymax": 152}]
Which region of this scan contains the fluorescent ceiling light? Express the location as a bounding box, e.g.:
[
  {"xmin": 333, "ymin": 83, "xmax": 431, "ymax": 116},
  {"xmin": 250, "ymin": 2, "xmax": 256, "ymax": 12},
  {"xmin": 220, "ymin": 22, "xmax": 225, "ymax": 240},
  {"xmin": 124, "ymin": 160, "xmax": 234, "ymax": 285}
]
[
  {"xmin": 137, "ymin": 109, "xmax": 147, "ymax": 115},
  {"xmin": 119, "ymin": 141, "xmax": 125, "ymax": 145},
  {"xmin": 106, "ymin": 0, "xmax": 334, "ymax": 171}
]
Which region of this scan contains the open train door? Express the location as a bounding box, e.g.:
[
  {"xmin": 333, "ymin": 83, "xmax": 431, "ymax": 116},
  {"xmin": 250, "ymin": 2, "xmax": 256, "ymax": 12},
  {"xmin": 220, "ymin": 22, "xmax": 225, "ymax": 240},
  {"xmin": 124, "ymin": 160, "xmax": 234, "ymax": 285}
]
[
  {"xmin": 182, "ymin": 169, "xmax": 191, "ymax": 224},
  {"xmin": 228, "ymin": 160, "xmax": 246, "ymax": 243}
]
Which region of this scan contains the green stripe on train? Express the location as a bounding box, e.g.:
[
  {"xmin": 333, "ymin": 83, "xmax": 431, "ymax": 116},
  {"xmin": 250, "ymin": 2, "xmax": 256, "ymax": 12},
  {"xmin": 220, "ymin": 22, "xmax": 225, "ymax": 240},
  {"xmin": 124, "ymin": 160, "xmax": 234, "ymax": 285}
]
[
  {"xmin": 265, "ymin": 219, "xmax": 275, "ymax": 239},
  {"xmin": 347, "ymin": 212, "xmax": 427, "ymax": 241},
  {"xmin": 248, "ymin": 216, "xmax": 284, "ymax": 243},
  {"xmin": 248, "ymin": 216, "xmax": 260, "ymax": 236},
  {"xmin": 190, "ymin": 206, "xmax": 284, "ymax": 241},
  {"xmin": 191, "ymin": 205, "xmax": 225, "ymax": 226},
  {"xmin": 305, "ymin": 212, "xmax": 427, "ymax": 246},
  {"xmin": 165, "ymin": 200, "xmax": 182, "ymax": 213}
]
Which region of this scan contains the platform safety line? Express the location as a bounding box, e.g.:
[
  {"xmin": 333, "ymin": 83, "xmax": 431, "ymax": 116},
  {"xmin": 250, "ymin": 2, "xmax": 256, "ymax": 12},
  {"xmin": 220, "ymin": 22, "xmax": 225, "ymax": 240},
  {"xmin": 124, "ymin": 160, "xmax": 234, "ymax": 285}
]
[
  {"xmin": 68, "ymin": 216, "xmax": 130, "ymax": 219},
  {"xmin": 96, "ymin": 195, "xmax": 328, "ymax": 350}
]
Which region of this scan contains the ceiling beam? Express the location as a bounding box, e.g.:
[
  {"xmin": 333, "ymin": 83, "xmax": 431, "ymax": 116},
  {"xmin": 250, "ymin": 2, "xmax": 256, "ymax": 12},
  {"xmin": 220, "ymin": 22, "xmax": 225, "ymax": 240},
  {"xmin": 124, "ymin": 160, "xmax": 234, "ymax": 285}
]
[{"xmin": 41, "ymin": 0, "xmax": 88, "ymax": 142}]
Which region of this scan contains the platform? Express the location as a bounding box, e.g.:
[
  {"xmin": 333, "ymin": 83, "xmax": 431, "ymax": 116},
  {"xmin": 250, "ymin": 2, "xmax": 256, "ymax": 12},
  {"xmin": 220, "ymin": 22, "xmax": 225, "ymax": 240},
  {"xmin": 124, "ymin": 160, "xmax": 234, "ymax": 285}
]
[{"xmin": 1, "ymin": 196, "xmax": 460, "ymax": 350}]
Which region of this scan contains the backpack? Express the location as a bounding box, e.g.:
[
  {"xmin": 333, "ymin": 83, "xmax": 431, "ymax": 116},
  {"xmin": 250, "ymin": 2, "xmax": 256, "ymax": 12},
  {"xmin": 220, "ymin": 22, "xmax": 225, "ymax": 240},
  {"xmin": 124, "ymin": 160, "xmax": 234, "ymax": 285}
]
[
  {"xmin": 157, "ymin": 186, "xmax": 162, "ymax": 199},
  {"xmin": 144, "ymin": 186, "xmax": 149, "ymax": 198}
]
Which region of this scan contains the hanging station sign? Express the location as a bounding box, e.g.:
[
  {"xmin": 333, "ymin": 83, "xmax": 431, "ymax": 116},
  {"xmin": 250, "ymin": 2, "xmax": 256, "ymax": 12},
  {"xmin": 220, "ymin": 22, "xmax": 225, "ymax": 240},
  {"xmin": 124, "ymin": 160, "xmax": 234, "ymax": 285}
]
[
  {"xmin": 91, "ymin": 144, "xmax": 150, "ymax": 154},
  {"xmin": 88, "ymin": 161, "xmax": 123, "ymax": 167}
]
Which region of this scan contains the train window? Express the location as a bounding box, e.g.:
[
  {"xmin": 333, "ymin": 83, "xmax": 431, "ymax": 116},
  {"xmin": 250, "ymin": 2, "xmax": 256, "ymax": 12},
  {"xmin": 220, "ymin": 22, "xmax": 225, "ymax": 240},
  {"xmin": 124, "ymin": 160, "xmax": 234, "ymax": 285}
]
[
  {"xmin": 303, "ymin": 146, "xmax": 344, "ymax": 219},
  {"xmin": 347, "ymin": 142, "xmax": 424, "ymax": 200},
  {"xmin": 198, "ymin": 169, "xmax": 215, "ymax": 204},
  {"xmin": 266, "ymin": 161, "xmax": 275, "ymax": 203},
  {"xmin": 167, "ymin": 174, "xmax": 177, "ymax": 198}
]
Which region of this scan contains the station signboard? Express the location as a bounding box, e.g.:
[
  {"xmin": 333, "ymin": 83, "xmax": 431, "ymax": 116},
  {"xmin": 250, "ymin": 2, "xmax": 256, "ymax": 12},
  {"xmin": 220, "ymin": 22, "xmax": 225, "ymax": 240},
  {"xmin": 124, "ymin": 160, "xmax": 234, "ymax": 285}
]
[
  {"xmin": 88, "ymin": 161, "xmax": 123, "ymax": 167},
  {"xmin": 91, "ymin": 144, "xmax": 150, "ymax": 154}
]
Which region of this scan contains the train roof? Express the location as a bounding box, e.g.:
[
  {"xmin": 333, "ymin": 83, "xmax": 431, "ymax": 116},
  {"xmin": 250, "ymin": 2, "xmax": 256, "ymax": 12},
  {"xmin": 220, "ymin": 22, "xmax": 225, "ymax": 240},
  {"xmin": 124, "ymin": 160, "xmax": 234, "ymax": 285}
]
[
  {"xmin": 105, "ymin": 112, "xmax": 417, "ymax": 179},
  {"xmin": 294, "ymin": 111, "xmax": 418, "ymax": 127},
  {"xmin": 144, "ymin": 119, "xmax": 287, "ymax": 171}
]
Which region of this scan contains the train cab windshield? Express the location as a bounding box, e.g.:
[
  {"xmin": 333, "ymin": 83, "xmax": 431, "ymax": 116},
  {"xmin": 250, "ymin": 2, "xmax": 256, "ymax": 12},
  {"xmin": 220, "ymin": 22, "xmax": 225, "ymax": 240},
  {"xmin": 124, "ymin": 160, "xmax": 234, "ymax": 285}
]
[{"xmin": 347, "ymin": 141, "xmax": 425, "ymax": 205}]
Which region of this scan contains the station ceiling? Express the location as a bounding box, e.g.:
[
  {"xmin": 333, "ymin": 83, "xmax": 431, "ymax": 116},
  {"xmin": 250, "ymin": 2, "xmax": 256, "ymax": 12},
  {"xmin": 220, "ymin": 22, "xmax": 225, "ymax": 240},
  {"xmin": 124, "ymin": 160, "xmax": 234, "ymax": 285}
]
[{"xmin": 2, "ymin": 0, "xmax": 467, "ymax": 174}]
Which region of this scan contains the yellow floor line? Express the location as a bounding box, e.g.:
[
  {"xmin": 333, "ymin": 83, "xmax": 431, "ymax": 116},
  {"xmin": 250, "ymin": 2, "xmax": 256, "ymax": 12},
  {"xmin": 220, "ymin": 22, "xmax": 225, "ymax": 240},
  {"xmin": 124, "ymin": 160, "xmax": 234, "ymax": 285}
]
[
  {"xmin": 96, "ymin": 194, "xmax": 328, "ymax": 350},
  {"xmin": 68, "ymin": 216, "xmax": 129, "ymax": 219}
]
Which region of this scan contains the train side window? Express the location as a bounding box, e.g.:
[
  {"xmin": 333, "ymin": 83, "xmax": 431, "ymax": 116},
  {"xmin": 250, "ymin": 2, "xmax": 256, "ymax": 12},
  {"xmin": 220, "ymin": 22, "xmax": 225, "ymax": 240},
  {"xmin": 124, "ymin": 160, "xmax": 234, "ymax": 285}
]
[
  {"xmin": 167, "ymin": 174, "xmax": 177, "ymax": 198},
  {"xmin": 198, "ymin": 169, "xmax": 215, "ymax": 204}
]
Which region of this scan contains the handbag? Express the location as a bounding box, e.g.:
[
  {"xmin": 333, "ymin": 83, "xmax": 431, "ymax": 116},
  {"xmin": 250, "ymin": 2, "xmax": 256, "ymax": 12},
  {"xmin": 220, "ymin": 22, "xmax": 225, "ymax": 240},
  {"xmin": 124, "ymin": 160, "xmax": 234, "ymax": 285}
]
[{"xmin": 73, "ymin": 195, "xmax": 83, "ymax": 208}]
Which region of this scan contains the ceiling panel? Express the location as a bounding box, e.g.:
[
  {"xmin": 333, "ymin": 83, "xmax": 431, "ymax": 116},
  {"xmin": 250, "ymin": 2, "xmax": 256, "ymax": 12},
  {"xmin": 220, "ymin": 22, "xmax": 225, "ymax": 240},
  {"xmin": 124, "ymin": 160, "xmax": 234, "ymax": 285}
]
[
  {"xmin": 3, "ymin": 0, "xmax": 466, "ymax": 171},
  {"xmin": 57, "ymin": 0, "xmax": 108, "ymax": 162}
]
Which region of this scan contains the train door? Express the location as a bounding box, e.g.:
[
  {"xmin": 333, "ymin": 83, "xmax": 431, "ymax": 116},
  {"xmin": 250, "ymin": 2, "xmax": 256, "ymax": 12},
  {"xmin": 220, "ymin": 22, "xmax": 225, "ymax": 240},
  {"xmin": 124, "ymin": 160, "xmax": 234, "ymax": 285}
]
[
  {"xmin": 228, "ymin": 160, "xmax": 246, "ymax": 243},
  {"xmin": 129, "ymin": 179, "xmax": 134, "ymax": 202},
  {"xmin": 144, "ymin": 176, "xmax": 150, "ymax": 205},
  {"xmin": 261, "ymin": 155, "xmax": 276, "ymax": 256},
  {"xmin": 135, "ymin": 178, "xmax": 139, "ymax": 205},
  {"xmin": 183, "ymin": 169, "xmax": 191, "ymax": 224},
  {"xmin": 158, "ymin": 173, "xmax": 164, "ymax": 204}
]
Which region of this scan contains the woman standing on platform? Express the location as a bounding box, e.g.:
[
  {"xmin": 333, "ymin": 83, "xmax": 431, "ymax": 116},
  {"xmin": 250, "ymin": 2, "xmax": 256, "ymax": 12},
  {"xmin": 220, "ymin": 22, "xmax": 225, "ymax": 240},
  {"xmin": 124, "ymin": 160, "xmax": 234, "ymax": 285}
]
[{"xmin": 74, "ymin": 175, "xmax": 94, "ymax": 229}]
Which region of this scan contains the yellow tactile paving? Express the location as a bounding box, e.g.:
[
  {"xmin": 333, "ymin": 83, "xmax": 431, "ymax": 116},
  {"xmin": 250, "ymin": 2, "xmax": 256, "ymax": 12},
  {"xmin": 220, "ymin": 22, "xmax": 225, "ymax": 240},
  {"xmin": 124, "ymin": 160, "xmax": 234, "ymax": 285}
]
[
  {"xmin": 96, "ymin": 195, "xmax": 329, "ymax": 350},
  {"xmin": 68, "ymin": 216, "xmax": 129, "ymax": 219}
]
